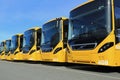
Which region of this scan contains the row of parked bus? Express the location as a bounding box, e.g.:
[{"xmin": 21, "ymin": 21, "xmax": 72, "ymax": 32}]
[{"xmin": 0, "ymin": 0, "xmax": 120, "ymax": 67}]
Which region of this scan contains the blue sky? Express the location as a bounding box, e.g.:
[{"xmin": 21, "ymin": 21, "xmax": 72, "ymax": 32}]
[{"xmin": 0, "ymin": 0, "xmax": 87, "ymax": 42}]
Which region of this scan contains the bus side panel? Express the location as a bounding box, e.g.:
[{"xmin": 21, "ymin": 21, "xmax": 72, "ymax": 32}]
[
  {"xmin": 53, "ymin": 49, "xmax": 67, "ymax": 62},
  {"xmin": 28, "ymin": 51, "xmax": 42, "ymax": 61},
  {"xmin": 97, "ymin": 47, "xmax": 115, "ymax": 66},
  {"xmin": 6, "ymin": 54, "xmax": 12, "ymax": 61},
  {"xmin": 14, "ymin": 52, "xmax": 23, "ymax": 61},
  {"xmin": 115, "ymin": 43, "xmax": 120, "ymax": 66},
  {"xmin": 41, "ymin": 52, "xmax": 53, "ymax": 62},
  {"xmin": 53, "ymin": 41, "xmax": 67, "ymax": 62}
]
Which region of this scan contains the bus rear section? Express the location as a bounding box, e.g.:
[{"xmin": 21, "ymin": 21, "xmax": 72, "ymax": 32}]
[
  {"xmin": 22, "ymin": 27, "xmax": 42, "ymax": 61},
  {"xmin": 41, "ymin": 17, "xmax": 68, "ymax": 63},
  {"xmin": 67, "ymin": 0, "xmax": 120, "ymax": 67}
]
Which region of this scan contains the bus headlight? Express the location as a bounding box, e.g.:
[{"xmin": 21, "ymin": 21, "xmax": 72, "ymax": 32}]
[
  {"xmin": 29, "ymin": 50, "xmax": 36, "ymax": 54},
  {"xmin": 98, "ymin": 42, "xmax": 114, "ymax": 53},
  {"xmin": 14, "ymin": 51, "xmax": 19, "ymax": 55},
  {"xmin": 53, "ymin": 47, "xmax": 62, "ymax": 54}
]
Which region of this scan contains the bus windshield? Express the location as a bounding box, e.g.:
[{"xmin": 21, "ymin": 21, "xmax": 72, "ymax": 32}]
[
  {"xmin": 41, "ymin": 20, "xmax": 60, "ymax": 52},
  {"xmin": 0, "ymin": 42, "xmax": 5, "ymax": 54},
  {"xmin": 68, "ymin": 0, "xmax": 111, "ymax": 50},
  {"xmin": 5, "ymin": 40, "xmax": 11, "ymax": 54},
  {"xmin": 11, "ymin": 36, "xmax": 18, "ymax": 53},
  {"xmin": 23, "ymin": 29, "xmax": 35, "ymax": 53}
]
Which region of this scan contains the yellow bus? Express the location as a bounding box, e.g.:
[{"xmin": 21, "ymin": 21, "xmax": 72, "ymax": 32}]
[
  {"xmin": 10, "ymin": 34, "xmax": 23, "ymax": 60},
  {"xmin": 4, "ymin": 39, "xmax": 11, "ymax": 60},
  {"xmin": 41, "ymin": 17, "xmax": 68, "ymax": 62},
  {"xmin": 22, "ymin": 27, "xmax": 42, "ymax": 61},
  {"xmin": 0, "ymin": 41, "xmax": 6, "ymax": 60},
  {"xmin": 67, "ymin": 0, "xmax": 120, "ymax": 67}
]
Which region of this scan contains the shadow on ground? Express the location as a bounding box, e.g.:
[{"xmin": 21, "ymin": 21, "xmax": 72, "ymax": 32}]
[
  {"xmin": 66, "ymin": 63, "xmax": 120, "ymax": 73},
  {"xmin": 4, "ymin": 60, "xmax": 120, "ymax": 73}
]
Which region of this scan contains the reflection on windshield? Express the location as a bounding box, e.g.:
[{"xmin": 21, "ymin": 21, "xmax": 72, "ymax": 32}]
[
  {"xmin": 68, "ymin": 0, "xmax": 111, "ymax": 50},
  {"xmin": 41, "ymin": 20, "xmax": 60, "ymax": 52},
  {"xmin": 23, "ymin": 29, "xmax": 35, "ymax": 53},
  {"xmin": 11, "ymin": 36, "xmax": 18, "ymax": 53},
  {"xmin": 5, "ymin": 40, "xmax": 11, "ymax": 54}
]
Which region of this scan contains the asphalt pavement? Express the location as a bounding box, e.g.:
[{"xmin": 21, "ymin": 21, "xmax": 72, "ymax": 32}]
[{"xmin": 0, "ymin": 60, "xmax": 120, "ymax": 80}]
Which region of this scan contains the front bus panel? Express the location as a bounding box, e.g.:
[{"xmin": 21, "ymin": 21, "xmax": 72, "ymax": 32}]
[
  {"xmin": 13, "ymin": 34, "xmax": 23, "ymax": 61},
  {"xmin": 11, "ymin": 35, "xmax": 20, "ymax": 60},
  {"xmin": 28, "ymin": 28, "xmax": 42, "ymax": 61},
  {"xmin": 67, "ymin": 0, "xmax": 119, "ymax": 66},
  {"xmin": 22, "ymin": 29, "xmax": 35, "ymax": 60},
  {"xmin": 41, "ymin": 19, "xmax": 60, "ymax": 62},
  {"xmin": 5, "ymin": 40, "xmax": 11, "ymax": 60},
  {"xmin": 22, "ymin": 27, "xmax": 42, "ymax": 61},
  {"xmin": 53, "ymin": 19, "xmax": 68, "ymax": 62},
  {"xmin": 41, "ymin": 18, "xmax": 68, "ymax": 62}
]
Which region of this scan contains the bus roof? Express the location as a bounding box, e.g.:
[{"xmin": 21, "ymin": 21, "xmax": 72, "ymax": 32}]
[
  {"xmin": 44, "ymin": 17, "xmax": 68, "ymax": 25},
  {"xmin": 5, "ymin": 39, "xmax": 11, "ymax": 41},
  {"xmin": 26, "ymin": 27, "xmax": 41, "ymax": 31},
  {"xmin": 13, "ymin": 34, "xmax": 23, "ymax": 37},
  {"xmin": 70, "ymin": 0, "xmax": 94, "ymax": 13}
]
